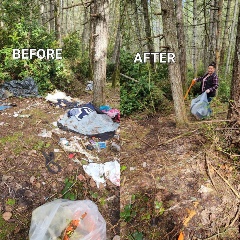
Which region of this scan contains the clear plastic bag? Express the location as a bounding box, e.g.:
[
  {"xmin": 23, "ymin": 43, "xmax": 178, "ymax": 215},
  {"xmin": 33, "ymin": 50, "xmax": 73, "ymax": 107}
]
[
  {"xmin": 29, "ymin": 199, "xmax": 106, "ymax": 240},
  {"xmin": 190, "ymin": 92, "xmax": 211, "ymax": 119}
]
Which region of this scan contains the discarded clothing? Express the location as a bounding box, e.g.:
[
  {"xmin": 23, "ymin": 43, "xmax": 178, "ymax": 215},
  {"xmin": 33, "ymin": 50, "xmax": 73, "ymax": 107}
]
[
  {"xmin": 191, "ymin": 92, "xmax": 211, "ymax": 119},
  {"xmin": 53, "ymin": 99, "xmax": 81, "ymax": 109},
  {"xmin": 67, "ymin": 103, "xmax": 104, "ymax": 121},
  {"xmin": 0, "ymin": 77, "xmax": 38, "ymax": 99},
  {"xmin": 58, "ymin": 111, "xmax": 119, "ymax": 140},
  {"xmin": 45, "ymin": 90, "xmax": 72, "ymax": 103},
  {"xmin": 100, "ymin": 105, "xmax": 120, "ymax": 122}
]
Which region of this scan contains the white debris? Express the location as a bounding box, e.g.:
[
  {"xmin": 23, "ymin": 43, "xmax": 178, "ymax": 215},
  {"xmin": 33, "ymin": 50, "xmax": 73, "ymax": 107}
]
[
  {"xmin": 45, "ymin": 90, "xmax": 72, "ymax": 103},
  {"xmin": 198, "ymin": 185, "xmax": 214, "ymax": 193},
  {"xmin": 83, "ymin": 160, "xmax": 120, "ymax": 188},
  {"xmin": 38, "ymin": 129, "xmax": 52, "ymax": 138}
]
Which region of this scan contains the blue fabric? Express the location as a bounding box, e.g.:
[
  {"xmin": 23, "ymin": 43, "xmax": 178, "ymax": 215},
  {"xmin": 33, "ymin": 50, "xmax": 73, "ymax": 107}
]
[
  {"xmin": 58, "ymin": 111, "xmax": 119, "ymax": 136},
  {"xmin": 0, "ymin": 105, "xmax": 12, "ymax": 111},
  {"xmin": 100, "ymin": 105, "xmax": 111, "ymax": 111},
  {"xmin": 67, "ymin": 103, "xmax": 96, "ymax": 120}
]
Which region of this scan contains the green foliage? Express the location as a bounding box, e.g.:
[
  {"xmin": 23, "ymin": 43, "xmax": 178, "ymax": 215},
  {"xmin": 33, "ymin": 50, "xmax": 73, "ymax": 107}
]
[
  {"xmin": 61, "ymin": 178, "xmax": 77, "ymax": 200},
  {"xmin": 120, "ymin": 50, "xmax": 171, "ymax": 116},
  {"xmin": 6, "ymin": 198, "xmax": 16, "ymax": 206},
  {"xmin": 62, "ymin": 32, "xmax": 81, "ymax": 60},
  {"xmin": 128, "ymin": 231, "xmax": 144, "ymax": 240},
  {"xmin": 120, "ymin": 203, "xmax": 136, "ymax": 222}
]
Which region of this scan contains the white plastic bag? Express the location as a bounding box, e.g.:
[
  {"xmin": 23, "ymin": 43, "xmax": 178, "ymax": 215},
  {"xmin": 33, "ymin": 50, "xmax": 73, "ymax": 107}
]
[
  {"xmin": 190, "ymin": 92, "xmax": 211, "ymax": 119},
  {"xmin": 29, "ymin": 199, "xmax": 106, "ymax": 240}
]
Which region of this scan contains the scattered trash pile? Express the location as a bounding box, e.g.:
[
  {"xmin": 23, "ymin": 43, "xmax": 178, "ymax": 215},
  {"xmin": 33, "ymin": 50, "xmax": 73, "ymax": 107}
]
[
  {"xmin": 29, "ymin": 199, "xmax": 106, "ymax": 240},
  {"xmin": 0, "ymin": 77, "xmax": 38, "ymax": 99},
  {"xmin": 0, "ymin": 78, "xmax": 120, "ymax": 239}
]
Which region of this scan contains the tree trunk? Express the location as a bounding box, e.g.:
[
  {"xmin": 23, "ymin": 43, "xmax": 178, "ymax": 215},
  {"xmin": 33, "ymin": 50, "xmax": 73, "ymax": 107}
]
[
  {"xmin": 192, "ymin": 0, "xmax": 197, "ymax": 77},
  {"xmin": 160, "ymin": 0, "xmax": 188, "ymax": 126},
  {"xmin": 54, "ymin": 0, "xmax": 61, "ymax": 42},
  {"xmin": 225, "ymin": 0, "xmax": 239, "ymax": 78},
  {"xmin": 219, "ymin": 0, "xmax": 231, "ymax": 68},
  {"xmin": 209, "ymin": 0, "xmax": 216, "ymax": 62},
  {"xmin": 90, "ymin": 0, "xmax": 109, "ymax": 107},
  {"xmin": 227, "ymin": 1, "xmax": 240, "ymax": 148},
  {"xmin": 132, "ymin": 0, "xmax": 142, "ymax": 53},
  {"xmin": 176, "ymin": 0, "xmax": 187, "ymax": 92},
  {"xmin": 82, "ymin": 7, "xmax": 89, "ymax": 55},
  {"xmin": 203, "ymin": 0, "xmax": 209, "ymax": 70},
  {"xmin": 50, "ymin": 0, "xmax": 55, "ymax": 32},
  {"xmin": 215, "ymin": 0, "xmax": 224, "ymax": 74},
  {"xmin": 141, "ymin": 0, "xmax": 154, "ymax": 66}
]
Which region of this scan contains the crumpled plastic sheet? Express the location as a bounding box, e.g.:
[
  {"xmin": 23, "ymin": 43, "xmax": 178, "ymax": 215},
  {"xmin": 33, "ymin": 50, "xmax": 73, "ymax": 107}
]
[
  {"xmin": 0, "ymin": 77, "xmax": 38, "ymax": 99},
  {"xmin": 38, "ymin": 129, "xmax": 52, "ymax": 138},
  {"xmin": 29, "ymin": 199, "xmax": 106, "ymax": 240},
  {"xmin": 190, "ymin": 92, "xmax": 211, "ymax": 119},
  {"xmin": 83, "ymin": 160, "xmax": 120, "ymax": 188},
  {"xmin": 57, "ymin": 111, "xmax": 119, "ymax": 136},
  {"xmin": 45, "ymin": 90, "xmax": 72, "ymax": 103}
]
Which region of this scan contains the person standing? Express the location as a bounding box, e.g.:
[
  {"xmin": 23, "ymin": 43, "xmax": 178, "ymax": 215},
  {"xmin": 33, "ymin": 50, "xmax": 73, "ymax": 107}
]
[{"xmin": 193, "ymin": 62, "xmax": 219, "ymax": 102}]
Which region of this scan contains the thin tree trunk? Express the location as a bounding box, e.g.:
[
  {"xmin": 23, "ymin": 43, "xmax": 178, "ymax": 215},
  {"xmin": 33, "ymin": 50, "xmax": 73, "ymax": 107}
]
[
  {"xmin": 176, "ymin": 0, "xmax": 187, "ymax": 92},
  {"xmin": 50, "ymin": 0, "xmax": 55, "ymax": 32},
  {"xmin": 82, "ymin": 7, "xmax": 89, "ymax": 55},
  {"xmin": 192, "ymin": 0, "xmax": 197, "ymax": 77},
  {"xmin": 220, "ymin": 0, "xmax": 231, "ymax": 68},
  {"xmin": 90, "ymin": 0, "xmax": 109, "ymax": 107},
  {"xmin": 215, "ymin": 0, "xmax": 224, "ymax": 74},
  {"xmin": 141, "ymin": 0, "xmax": 154, "ymax": 66},
  {"xmin": 54, "ymin": 0, "xmax": 61, "ymax": 42},
  {"xmin": 225, "ymin": 0, "xmax": 239, "ymax": 78},
  {"xmin": 227, "ymin": 1, "xmax": 240, "ymax": 148},
  {"xmin": 132, "ymin": 0, "xmax": 142, "ymax": 53},
  {"xmin": 160, "ymin": 0, "xmax": 188, "ymax": 126},
  {"xmin": 203, "ymin": 0, "xmax": 209, "ymax": 70},
  {"xmin": 209, "ymin": 0, "xmax": 216, "ymax": 62}
]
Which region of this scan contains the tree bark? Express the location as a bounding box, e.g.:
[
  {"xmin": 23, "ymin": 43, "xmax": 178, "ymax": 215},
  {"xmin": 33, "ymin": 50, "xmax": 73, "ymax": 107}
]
[
  {"xmin": 192, "ymin": 0, "xmax": 197, "ymax": 77},
  {"xmin": 54, "ymin": 0, "xmax": 61, "ymax": 42},
  {"xmin": 50, "ymin": 0, "xmax": 55, "ymax": 32},
  {"xmin": 160, "ymin": 0, "xmax": 188, "ymax": 126},
  {"xmin": 176, "ymin": 0, "xmax": 187, "ymax": 92},
  {"xmin": 215, "ymin": 0, "xmax": 224, "ymax": 74},
  {"xmin": 132, "ymin": 0, "xmax": 142, "ymax": 53},
  {"xmin": 225, "ymin": 0, "xmax": 239, "ymax": 78},
  {"xmin": 227, "ymin": 1, "xmax": 240, "ymax": 148},
  {"xmin": 90, "ymin": 0, "xmax": 109, "ymax": 107},
  {"xmin": 220, "ymin": 0, "xmax": 231, "ymax": 68},
  {"xmin": 141, "ymin": 0, "xmax": 154, "ymax": 66}
]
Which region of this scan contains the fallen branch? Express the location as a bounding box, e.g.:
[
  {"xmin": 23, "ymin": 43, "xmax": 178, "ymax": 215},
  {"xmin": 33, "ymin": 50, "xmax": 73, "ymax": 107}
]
[
  {"xmin": 211, "ymin": 165, "xmax": 240, "ymax": 199},
  {"xmin": 120, "ymin": 73, "xmax": 139, "ymax": 83},
  {"xmin": 205, "ymin": 153, "xmax": 217, "ymax": 191},
  {"xmin": 158, "ymin": 128, "xmax": 199, "ymax": 146},
  {"xmin": 189, "ymin": 119, "xmax": 232, "ymax": 124}
]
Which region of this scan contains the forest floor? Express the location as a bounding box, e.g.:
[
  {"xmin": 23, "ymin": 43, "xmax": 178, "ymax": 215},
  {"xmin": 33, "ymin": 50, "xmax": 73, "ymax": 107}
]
[
  {"xmin": 121, "ymin": 99, "xmax": 240, "ymax": 240},
  {"xmin": 0, "ymin": 85, "xmax": 120, "ymax": 240}
]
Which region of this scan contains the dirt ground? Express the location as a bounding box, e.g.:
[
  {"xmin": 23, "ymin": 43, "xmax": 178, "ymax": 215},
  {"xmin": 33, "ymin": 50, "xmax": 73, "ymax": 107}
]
[
  {"xmin": 0, "ymin": 87, "xmax": 120, "ymax": 240},
  {"xmin": 121, "ymin": 101, "xmax": 240, "ymax": 240}
]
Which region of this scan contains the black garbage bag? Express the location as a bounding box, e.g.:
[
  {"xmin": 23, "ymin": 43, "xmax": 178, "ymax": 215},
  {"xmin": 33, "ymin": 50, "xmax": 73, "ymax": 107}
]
[{"xmin": 0, "ymin": 77, "xmax": 38, "ymax": 99}]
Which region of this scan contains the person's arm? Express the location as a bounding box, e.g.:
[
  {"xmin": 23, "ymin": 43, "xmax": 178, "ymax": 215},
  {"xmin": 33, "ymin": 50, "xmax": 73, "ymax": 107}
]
[
  {"xmin": 194, "ymin": 74, "xmax": 206, "ymax": 83},
  {"xmin": 208, "ymin": 74, "xmax": 219, "ymax": 92}
]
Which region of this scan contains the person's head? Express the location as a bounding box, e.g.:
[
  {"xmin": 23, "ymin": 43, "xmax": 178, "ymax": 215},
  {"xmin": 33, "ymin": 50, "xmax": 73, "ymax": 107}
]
[{"xmin": 208, "ymin": 62, "xmax": 216, "ymax": 75}]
